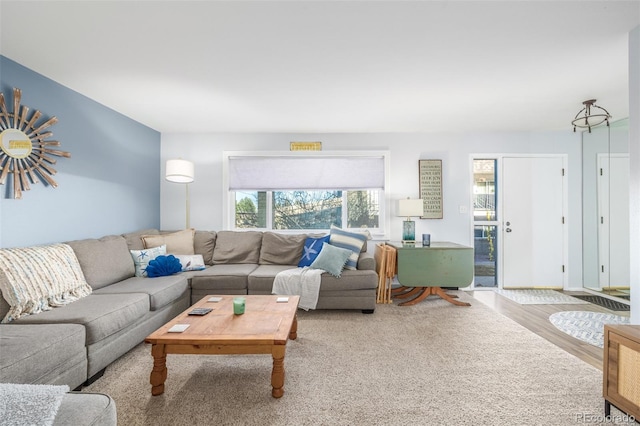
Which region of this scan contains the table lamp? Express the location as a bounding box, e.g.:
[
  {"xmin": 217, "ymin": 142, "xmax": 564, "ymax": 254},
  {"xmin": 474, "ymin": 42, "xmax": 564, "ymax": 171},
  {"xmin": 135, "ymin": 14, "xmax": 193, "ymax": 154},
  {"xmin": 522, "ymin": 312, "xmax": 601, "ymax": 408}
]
[{"xmin": 398, "ymin": 198, "xmax": 424, "ymax": 243}]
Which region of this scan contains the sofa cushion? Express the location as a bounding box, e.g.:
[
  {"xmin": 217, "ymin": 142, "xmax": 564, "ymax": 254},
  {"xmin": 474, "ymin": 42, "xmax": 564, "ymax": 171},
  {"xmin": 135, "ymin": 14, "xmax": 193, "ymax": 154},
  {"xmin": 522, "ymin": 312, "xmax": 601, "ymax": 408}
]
[
  {"xmin": 142, "ymin": 229, "xmax": 195, "ymax": 255},
  {"xmin": 298, "ymin": 235, "xmax": 330, "ymax": 267},
  {"xmin": 93, "ymin": 275, "xmax": 188, "ymax": 311},
  {"xmin": 310, "ymin": 243, "xmax": 352, "ymax": 278},
  {"xmin": 329, "ymin": 226, "xmax": 368, "ymax": 270},
  {"xmin": 190, "ymin": 264, "xmax": 258, "ymax": 292},
  {"xmin": 129, "ymin": 245, "xmax": 166, "ymax": 277},
  {"xmin": 0, "ymin": 244, "xmax": 93, "ymax": 323},
  {"xmin": 122, "ymin": 228, "xmax": 160, "ymax": 250},
  {"xmin": 12, "ymin": 294, "xmax": 149, "ymax": 345},
  {"xmin": 0, "ymin": 323, "xmax": 86, "ymax": 384},
  {"xmin": 66, "ymin": 235, "xmax": 135, "ymax": 290},
  {"xmin": 212, "ymin": 231, "xmax": 262, "ymax": 264},
  {"xmin": 259, "ymin": 232, "xmax": 306, "ymax": 265},
  {"xmin": 248, "ymin": 264, "xmax": 298, "ymax": 294},
  {"xmin": 194, "ymin": 231, "xmax": 216, "ymax": 265},
  {"xmin": 316, "ymin": 269, "xmax": 378, "ymax": 291}
]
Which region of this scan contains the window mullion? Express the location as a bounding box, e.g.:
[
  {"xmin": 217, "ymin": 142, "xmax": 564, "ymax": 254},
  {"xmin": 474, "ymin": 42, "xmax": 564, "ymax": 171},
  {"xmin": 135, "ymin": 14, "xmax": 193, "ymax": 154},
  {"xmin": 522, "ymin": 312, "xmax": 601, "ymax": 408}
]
[{"xmin": 267, "ymin": 191, "xmax": 274, "ymax": 230}]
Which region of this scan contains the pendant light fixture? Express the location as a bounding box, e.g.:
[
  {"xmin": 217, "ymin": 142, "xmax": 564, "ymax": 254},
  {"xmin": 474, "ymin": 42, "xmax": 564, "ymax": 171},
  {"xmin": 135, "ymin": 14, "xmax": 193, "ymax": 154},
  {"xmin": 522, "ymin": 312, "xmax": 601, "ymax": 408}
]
[{"xmin": 572, "ymin": 99, "xmax": 611, "ymax": 133}]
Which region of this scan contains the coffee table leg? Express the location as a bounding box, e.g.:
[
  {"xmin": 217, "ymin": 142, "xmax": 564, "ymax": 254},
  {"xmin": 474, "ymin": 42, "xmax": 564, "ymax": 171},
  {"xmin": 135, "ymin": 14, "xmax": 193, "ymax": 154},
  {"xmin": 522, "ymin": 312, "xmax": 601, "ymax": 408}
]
[
  {"xmin": 150, "ymin": 344, "xmax": 168, "ymax": 396},
  {"xmin": 271, "ymin": 345, "xmax": 286, "ymax": 398},
  {"xmin": 289, "ymin": 314, "xmax": 298, "ymax": 340}
]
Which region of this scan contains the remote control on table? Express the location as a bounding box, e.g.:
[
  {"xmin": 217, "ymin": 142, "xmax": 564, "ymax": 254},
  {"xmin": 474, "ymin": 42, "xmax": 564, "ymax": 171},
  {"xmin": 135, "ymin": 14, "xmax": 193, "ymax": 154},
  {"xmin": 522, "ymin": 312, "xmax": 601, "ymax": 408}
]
[{"xmin": 188, "ymin": 308, "xmax": 213, "ymax": 316}]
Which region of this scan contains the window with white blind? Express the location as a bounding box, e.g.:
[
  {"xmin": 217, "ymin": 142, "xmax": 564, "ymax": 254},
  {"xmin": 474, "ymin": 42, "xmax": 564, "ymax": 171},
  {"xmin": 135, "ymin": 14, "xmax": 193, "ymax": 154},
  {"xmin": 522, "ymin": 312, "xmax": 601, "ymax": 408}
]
[{"xmin": 223, "ymin": 151, "xmax": 390, "ymax": 235}]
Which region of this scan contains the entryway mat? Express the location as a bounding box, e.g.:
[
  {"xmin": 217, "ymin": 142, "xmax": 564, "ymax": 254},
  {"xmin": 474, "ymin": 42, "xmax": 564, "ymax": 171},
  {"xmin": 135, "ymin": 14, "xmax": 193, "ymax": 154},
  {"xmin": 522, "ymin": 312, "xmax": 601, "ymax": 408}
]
[
  {"xmin": 569, "ymin": 295, "xmax": 630, "ymax": 311},
  {"xmin": 494, "ymin": 289, "xmax": 589, "ymax": 305},
  {"xmin": 549, "ymin": 311, "xmax": 630, "ymax": 348}
]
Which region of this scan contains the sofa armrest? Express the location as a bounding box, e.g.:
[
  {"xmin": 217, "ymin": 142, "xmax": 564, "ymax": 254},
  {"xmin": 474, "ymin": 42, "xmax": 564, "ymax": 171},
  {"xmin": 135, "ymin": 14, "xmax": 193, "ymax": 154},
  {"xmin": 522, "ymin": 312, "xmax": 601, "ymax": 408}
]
[{"xmin": 356, "ymin": 250, "xmax": 375, "ymax": 271}]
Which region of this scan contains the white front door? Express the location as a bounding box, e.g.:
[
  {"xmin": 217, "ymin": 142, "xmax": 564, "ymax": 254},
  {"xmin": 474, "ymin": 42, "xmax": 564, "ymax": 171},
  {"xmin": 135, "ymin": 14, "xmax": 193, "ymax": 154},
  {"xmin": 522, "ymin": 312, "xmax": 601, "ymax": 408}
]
[
  {"xmin": 502, "ymin": 156, "xmax": 565, "ymax": 288},
  {"xmin": 598, "ymin": 154, "xmax": 630, "ymax": 288}
]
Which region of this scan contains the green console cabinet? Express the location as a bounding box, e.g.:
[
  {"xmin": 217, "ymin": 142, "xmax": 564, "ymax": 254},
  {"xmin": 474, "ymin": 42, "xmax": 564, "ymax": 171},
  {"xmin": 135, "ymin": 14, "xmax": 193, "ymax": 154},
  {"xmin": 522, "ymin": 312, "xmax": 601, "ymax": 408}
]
[{"xmin": 389, "ymin": 241, "xmax": 473, "ymax": 306}]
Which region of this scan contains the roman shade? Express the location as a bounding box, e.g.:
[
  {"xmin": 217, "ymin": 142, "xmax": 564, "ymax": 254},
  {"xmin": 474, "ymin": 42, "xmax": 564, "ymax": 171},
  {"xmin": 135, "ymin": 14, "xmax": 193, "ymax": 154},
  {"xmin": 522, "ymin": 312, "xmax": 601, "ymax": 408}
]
[{"xmin": 228, "ymin": 155, "xmax": 385, "ymax": 190}]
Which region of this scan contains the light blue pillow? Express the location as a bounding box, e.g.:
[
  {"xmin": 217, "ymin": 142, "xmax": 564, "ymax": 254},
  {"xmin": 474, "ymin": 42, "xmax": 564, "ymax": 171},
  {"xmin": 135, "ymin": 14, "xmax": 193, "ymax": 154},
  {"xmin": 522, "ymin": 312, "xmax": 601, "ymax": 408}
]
[
  {"xmin": 129, "ymin": 244, "xmax": 166, "ymax": 277},
  {"xmin": 310, "ymin": 242, "xmax": 352, "ymax": 278},
  {"xmin": 329, "ymin": 225, "xmax": 367, "ymax": 270},
  {"xmin": 298, "ymin": 235, "xmax": 330, "ymax": 267}
]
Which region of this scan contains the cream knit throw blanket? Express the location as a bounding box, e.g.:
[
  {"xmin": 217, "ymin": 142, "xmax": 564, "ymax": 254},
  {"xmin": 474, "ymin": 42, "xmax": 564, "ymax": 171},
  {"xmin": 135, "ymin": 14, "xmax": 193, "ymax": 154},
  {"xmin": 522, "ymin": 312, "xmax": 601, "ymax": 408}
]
[
  {"xmin": 272, "ymin": 267, "xmax": 324, "ymax": 310},
  {"xmin": 0, "ymin": 243, "xmax": 92, "ymax": 323}
]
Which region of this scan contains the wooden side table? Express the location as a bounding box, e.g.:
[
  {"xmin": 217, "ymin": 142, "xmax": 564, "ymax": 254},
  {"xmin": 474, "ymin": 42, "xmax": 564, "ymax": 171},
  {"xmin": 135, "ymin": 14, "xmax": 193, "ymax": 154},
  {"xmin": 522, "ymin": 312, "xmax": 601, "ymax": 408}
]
[
  {"xmin": 389, "ymin": 241, "xmax": 473, "ymax": 306},
  {"xmin": 603, "ymin": 324, "xmax": 640, "ymax": 420}
]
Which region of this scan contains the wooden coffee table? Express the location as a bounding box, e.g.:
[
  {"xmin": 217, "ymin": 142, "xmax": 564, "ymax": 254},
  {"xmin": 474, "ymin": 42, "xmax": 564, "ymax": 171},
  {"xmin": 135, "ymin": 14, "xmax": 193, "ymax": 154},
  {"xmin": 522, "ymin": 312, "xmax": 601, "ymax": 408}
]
[{"xmin": 145, "ymin": 295, "xmax": 300, "ymax": 398}]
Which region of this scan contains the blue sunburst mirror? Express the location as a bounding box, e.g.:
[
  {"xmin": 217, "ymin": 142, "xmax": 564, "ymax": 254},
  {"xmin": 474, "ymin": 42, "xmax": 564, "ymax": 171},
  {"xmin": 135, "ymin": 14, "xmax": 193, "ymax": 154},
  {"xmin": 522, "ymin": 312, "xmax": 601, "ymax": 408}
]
[{"xmin": 0, "ymin": 87, "xmax": 70, "ymax": 199}]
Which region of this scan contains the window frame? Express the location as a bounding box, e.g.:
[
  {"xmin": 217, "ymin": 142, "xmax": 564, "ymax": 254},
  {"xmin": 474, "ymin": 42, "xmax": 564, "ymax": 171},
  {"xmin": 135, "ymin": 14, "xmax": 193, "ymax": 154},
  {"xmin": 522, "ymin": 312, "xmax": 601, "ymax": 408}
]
[{"xmin": 222, "ymin": 150, "xmax": 390, "ymax": 238}]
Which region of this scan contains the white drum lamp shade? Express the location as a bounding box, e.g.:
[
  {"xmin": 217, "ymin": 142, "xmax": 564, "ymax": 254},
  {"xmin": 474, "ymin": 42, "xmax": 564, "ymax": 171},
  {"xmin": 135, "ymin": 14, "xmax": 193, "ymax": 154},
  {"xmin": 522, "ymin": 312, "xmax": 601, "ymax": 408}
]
[
  {"xmin": 165, "ymin": 159, "xmax": 194, "ymax": 183},
  {"xmin": 165, "ymin": 159, "xmax": 195, "ymax": 229},
  {"xmin": 398, "ymin": 198, "xmax": 424, "ymax": 242}
]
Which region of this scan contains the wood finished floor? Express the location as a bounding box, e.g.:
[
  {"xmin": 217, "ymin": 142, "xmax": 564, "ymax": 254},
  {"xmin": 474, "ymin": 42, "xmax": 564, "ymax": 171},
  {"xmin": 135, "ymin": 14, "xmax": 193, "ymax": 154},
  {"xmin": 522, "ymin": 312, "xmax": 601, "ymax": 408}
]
[{"xmin": 467, "ymin": 289, "xmax": 631, "ymax": 371}]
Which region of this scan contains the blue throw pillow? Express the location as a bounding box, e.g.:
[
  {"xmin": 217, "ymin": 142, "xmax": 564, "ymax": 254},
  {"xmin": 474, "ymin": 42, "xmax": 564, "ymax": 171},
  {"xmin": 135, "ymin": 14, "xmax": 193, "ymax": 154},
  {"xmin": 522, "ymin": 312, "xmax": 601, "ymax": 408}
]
[
  {"xmin": 329, "ymin": 226, "xmax": 367, "ymax": 270},
  {"xmin": 146, "ymin": 255, "xmax": 183, "ymax": 278},
  {"xmin": 310, "ymin": 243, "xmax": 352, "ymax": 278},
  {"xmin": 298, "ymin": 235, "xmax": 330, "ymax": 267}
]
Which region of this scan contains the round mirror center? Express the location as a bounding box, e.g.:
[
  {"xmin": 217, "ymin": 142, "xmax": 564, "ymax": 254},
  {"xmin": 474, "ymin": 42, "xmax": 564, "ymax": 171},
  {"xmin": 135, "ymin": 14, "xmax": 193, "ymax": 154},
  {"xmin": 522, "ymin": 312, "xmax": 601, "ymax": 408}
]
[{"xmin": 0, "ymin": 129, "xmax": 32, "ymax": 159}]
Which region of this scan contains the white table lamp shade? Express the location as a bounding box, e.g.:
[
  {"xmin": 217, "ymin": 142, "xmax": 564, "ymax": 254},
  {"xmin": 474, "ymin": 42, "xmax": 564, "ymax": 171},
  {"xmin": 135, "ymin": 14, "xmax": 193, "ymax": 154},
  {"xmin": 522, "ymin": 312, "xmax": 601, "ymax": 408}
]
[
  {"xmin": 166, "ymin": 159, "xmax": 194, "ymax": 183},
  {"xmin": 398, "ymin": 199, "xmax": 424, "ymax": 218}
]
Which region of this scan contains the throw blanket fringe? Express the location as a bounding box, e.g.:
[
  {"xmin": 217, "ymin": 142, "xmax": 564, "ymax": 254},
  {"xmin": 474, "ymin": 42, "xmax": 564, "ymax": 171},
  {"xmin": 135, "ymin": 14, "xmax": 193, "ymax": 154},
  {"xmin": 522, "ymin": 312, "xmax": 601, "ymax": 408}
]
[
  {"xmin": 272, "ymin": 267, "xmax": 324, "ymax": 310},
  {"xmin": 0, "ymin": 243, "xmax": 92, "ymax": 323}
]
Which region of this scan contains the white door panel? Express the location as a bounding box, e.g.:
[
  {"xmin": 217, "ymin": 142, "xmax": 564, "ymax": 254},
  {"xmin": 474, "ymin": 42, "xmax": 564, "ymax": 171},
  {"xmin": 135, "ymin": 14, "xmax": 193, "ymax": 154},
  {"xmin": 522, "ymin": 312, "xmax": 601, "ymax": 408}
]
[
  {"xmin": 502, "ymin": 157, "xmax": 565, "ymax": 288},
  {"xmin": 598, "ymin": 154, "xmax": 630, "ymax": 288}
]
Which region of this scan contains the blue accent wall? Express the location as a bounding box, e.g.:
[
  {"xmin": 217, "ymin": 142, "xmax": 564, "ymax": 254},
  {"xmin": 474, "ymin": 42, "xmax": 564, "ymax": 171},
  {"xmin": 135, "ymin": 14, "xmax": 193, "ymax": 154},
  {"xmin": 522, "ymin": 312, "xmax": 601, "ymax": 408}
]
[{"xmin": 0, "ymin": 56, "xmax": 161, "ymax": 248}]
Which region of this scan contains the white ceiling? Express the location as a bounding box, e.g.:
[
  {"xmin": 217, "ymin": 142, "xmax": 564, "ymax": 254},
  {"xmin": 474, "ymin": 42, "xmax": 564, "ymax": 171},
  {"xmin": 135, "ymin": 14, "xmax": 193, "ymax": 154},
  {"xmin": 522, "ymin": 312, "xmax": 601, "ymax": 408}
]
[{"xmin": 1, "ymin": 1, "xmax": 639, "ymax": 134}]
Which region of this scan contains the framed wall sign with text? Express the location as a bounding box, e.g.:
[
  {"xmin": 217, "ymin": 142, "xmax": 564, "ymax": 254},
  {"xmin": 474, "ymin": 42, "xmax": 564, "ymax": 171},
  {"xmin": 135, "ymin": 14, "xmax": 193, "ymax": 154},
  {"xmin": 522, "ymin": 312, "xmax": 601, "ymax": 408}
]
[{"xmin": 419, "ymin": 159, "xmax": 443, "ymax": 219}]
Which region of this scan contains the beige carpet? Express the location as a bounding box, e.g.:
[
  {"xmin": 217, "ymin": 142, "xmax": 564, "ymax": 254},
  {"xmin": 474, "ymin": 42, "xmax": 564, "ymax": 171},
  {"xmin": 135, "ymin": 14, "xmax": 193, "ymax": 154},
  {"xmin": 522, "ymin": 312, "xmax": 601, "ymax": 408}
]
[{"xmin": 83, "ymin": 292, "xmax": 626, "ymax": 425}]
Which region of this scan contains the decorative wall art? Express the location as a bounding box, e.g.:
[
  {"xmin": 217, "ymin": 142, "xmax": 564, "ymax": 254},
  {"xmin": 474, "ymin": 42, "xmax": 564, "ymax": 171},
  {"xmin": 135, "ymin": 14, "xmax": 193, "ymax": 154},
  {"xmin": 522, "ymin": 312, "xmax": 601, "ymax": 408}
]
[
  {"xmin": 0, "ymin": 87, "xmax": 70, "ymax": 199},
  {"xmin": 418, "ymin": 159, "xmax": 443, "ymax": 219},
  {"xmin": 290, "ymin": 142, "xmax": 322, "ymax": 151}
]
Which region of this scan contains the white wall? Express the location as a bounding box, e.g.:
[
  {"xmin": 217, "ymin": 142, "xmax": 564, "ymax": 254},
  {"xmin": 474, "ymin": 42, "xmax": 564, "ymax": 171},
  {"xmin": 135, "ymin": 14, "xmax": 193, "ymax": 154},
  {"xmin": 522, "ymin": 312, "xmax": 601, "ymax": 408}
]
[
  {"xmin": 162, "ymin": 130, "xmax": 583, "ymax": 287},
  {"xmin": 629, "ymin": 26, "xmax": 640, "ymax": 324}
]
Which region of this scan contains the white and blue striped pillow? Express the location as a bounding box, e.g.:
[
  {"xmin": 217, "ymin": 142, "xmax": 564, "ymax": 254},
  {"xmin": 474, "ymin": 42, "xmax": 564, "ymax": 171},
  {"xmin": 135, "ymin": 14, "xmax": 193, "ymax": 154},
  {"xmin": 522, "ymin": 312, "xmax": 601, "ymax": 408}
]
[{"xmin": 329, "ymin": 226, "xmax": 367, "ymax": 270}]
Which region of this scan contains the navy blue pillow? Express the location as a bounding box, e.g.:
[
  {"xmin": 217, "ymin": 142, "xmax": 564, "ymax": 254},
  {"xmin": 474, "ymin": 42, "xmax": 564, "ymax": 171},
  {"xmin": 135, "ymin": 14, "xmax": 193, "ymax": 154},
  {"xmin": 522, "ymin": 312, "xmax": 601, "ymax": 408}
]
[
  {"xmin": 146, "ymin": 255, "xmax": 183, "ymax": 278},
  {"xmin": 298, "ymin": 235, "xmax": 330, "ymax": 267}
]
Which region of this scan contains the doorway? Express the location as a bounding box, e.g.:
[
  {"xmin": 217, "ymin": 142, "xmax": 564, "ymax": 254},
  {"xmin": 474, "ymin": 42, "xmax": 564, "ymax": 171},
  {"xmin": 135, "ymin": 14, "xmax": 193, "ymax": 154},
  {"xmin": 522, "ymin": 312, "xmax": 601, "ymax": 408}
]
[{"xmin": 472, "ymin": 155, "xmax": 567, "ymax": 289}]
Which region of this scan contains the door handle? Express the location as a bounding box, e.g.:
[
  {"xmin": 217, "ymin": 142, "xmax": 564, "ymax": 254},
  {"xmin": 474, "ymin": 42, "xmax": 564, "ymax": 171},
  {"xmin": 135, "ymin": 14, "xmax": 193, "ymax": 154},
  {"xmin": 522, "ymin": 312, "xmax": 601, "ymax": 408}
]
[{"xmin": 506, "ymin": 228, "xmax": 512, "ymax": 233}]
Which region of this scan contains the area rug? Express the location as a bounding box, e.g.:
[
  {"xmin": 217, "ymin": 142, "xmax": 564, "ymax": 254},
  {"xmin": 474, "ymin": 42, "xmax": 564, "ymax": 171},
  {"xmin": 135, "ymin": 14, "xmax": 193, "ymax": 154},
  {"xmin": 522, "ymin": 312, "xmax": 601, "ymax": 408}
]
[
  {"xmin": 549, "ymin": 311, "xmax": 631, "ymax": 348},
  {"xmin": 82, "ymin": 293, "xmax": 627, "ymax": 425},
  {"xmin": 494, "ymin": 289, "xmax": 589, "ymax": 305},
  {"xmin": 570, "ymin": 295, "xmax": 631, "ymax": 312}
]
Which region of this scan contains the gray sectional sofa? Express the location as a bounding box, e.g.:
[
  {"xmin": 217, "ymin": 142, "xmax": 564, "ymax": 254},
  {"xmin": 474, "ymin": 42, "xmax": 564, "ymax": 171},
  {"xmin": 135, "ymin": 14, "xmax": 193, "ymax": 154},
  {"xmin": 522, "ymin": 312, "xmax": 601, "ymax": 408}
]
[{"xmin": 0, "ymin": 228, "xmax": 377, "ymax": 424}]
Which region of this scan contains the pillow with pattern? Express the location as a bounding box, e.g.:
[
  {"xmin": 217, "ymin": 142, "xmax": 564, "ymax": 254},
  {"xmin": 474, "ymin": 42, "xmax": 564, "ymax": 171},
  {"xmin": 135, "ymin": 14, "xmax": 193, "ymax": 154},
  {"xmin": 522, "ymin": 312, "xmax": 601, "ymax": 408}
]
[
  {"xmin": 172, "ymin": 254, "xmax": 206, "ymax": 271},
  {"xmin": 329, "ymin": 225, "xmax": 367, "ymax": 270},
  {"xmin": 298, "ymin": 235, "xmax": 330, "ymax": 267},
  {"xmin": 129, "ymin": 245, "xmax": 166, "ymax": 277}
]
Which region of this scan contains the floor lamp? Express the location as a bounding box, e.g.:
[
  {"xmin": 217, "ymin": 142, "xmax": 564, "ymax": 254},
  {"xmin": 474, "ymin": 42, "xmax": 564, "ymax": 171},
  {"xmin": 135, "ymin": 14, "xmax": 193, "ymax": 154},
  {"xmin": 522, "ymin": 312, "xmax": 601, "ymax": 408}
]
[{"xmin": 165, "ymin": 159, "xmax": 195, "ymax": 229}]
